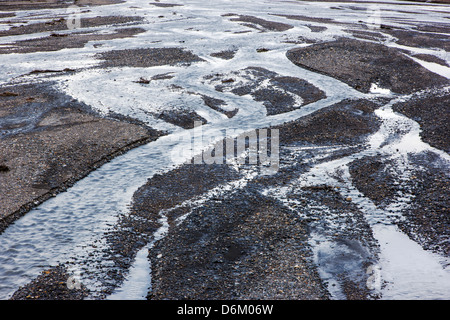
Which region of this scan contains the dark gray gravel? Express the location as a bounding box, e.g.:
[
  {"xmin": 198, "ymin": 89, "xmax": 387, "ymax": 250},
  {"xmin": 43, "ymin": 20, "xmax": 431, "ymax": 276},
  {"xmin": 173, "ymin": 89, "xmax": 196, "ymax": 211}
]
[
  {"xmin": 0, "ymin": 81, "xmax": 162, "ymax": 234},
  {"xmin": 0, "ymin": 27, "xmax": 146, "ymax": 55},
  {"xmin": 148, "ymin": 189, "xmax": 330, "ymax": 300},
  {"xmin": 392, "ymin": 92, "xmax": 450, "ymax": 153},
  {"xmin": 207, "ymin": 66, "xmax": 326, "ymax": 116},
  {"xmin": 97, "ymin": 48, "xmax": 204, "ymax": 68},
  {"xmin": 228, "ymin": 14, "xmax": 294, "ymax": 32},
  {"xmin": 3, "ymin": 0, "xmax": 449, "ymax": 301},
  {"xmin": 10, "ymin": 265, "xmax": 89, "ymax": 300},
  {"xmin": 286, "ymin": 38, "xmax": 449, "ymax": 94}
]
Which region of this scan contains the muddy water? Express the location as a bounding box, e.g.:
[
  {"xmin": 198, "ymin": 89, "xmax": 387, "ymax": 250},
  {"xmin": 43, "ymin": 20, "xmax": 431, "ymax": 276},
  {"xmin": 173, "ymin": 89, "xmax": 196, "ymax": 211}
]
[{"xmin": 0, "ymin": 0, "xmax": 449, "ymax": 299}]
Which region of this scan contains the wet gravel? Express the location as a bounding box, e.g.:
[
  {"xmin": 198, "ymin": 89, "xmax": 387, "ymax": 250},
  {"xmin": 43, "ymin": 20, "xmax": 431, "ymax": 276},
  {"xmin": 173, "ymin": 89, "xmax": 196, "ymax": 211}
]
[
  {"xmin": 96, "ymin": 47, "xmax": 204, "ymax": 68},
  {"xmin": 206, "ymin": 66, "xmax": 326, "ymax": 116},
  {"xmin": 210, "ymin": 50, "xmax": 238, "ymax": 60},
  {"xmin": 141, "ymin": 98, "xmax": 383, "ymax": 300},
  {"xmin": 349, "ymin": 155, "xmax": 400, "ymax": 208},
  {"xmin": 383, "ymin": 27, "xmax": 450, "ymax": 51},
  {"xmin": 0, "ymin": 27, "xmax": 146, "ymax": 54},
  {"xmin": 398, "ymin": 153, "xmax": 450, "ymax": 257},
  {"xmin": 273, "ymin": 98, "xmax": 382, "ymax": 146},
  {"xmin": 286, "ymin": 38, "xmax": 449, "ymax": 94},
  {"xmin": 201, "ymin": 95, "xmax": 238, "ymax": 119},
  {"xmin": 148, "ymin": 190, "xmax": 329, "ymax": 300},
  {"xmin": 392, "ymin": 92, "xmax": 450, "ymax": 153},
  {"xmin": 0, "ymin": 15, "xmax": 144, "ymax": 37},
  {"xmin": 2, "ymin": 0, "xmax": 449, "ymax": 301},
  {"xmin": 348, "ymin": 150, "xmax": 449, "ymax": 258},
  {"xmin": 0, "ymin": 0, "xmax": 124, "ymax": 12},
  {"xmin": 156, "ymin": 108, "xmax": 207, "ymax": 129},
  {"xmin": 149, "ymin": 2, "xmax": 184, "ymax": 8},
  {"xmin": 228, "ymin": 14, "xmax": 294, "ymax": 32}
]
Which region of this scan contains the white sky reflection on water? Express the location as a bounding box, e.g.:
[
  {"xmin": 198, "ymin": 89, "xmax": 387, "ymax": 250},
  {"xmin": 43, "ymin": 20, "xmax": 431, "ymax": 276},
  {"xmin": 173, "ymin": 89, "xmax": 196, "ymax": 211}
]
[{"xmin": 0, "ymin": 0, "xmax": 449, "ymax": 300}]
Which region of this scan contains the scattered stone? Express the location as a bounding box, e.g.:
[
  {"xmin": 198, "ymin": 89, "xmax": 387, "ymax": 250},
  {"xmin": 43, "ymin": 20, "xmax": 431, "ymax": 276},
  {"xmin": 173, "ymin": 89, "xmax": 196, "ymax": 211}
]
[
  {"xmin": 392, "ymin": 92, "xmax": 450, "ymax": 153},
  {"xmin": 286, "ymin": 38, "xmax": 449, "ymax": 94},
  {"xmin": 0, "ymin": 28, "xmax": 146, "ymax": 54},
  {"xmin": 155, "ymin": 109, "xmax": 207, "ymax": 129},
  {"xmin": 10, "ymin": 265, "xmax": 89, "ymax": 300},
  {"xmin": 149, "ymin": 2, "xmax": 183, "ymax": 7},
  {"xmin": 148, "ymin": 191, "xmax": 329, "ymax": 300},
  {"xmin": 229, "ymin": 15, "xmax": 293, "ymax": 32},
  {"xmin": 0, "ymin": 92, "xmax": 18, "ymax": 97},
  {"xmin": 206, "ymin": 67, "xmax": 326, "ymax": 116},
  {"xmin": 0, "ymin": 82, "xmax": 163, "ymax": 234},
  {"xmin": 134, "ymin": 77, "xmax": 150, "ymax": 84},
  {"xmin": 210, "ymin": 50, "xmax": 237, "ymax": 60},
  {"xmin": 96, "ymin": 47, "xmax": 204, "ymax": 68}
]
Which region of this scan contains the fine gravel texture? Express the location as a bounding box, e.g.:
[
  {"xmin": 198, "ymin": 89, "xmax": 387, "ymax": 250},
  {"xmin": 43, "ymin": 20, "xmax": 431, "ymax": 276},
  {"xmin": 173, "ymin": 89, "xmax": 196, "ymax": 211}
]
[
  {"xmin": 155, "ymin": 108, "xmax": 208, "ymax": 129},
  {"xmin": 273, "ymin": 98, "xmax": 382, "ymax": 146},
  {"xmin": 0, "ymin": 0, "xmax": 125, "ymax": 11},
  {"xmin": 98, "ymin": 164, "xmax": 243, "ymax": 296},
  {"xmin": 201, "ymin": 95, "xmax": 239, "ymax": 119},
  {"xmin": 210, "ymin": 50, "xmax": 238, "ymax": 60},
  {"xmin": 145, "ymin": 98, "xmax": 383, "ymax": 300},
  {"xmin": 382, "ymin": 27, "xmax": 450, "ymax": 51},
  {"xmin": 0, "ymin": 27, "xmax": 146, "ymax": 54},
  {"xmin": 7, "ymin": 95, "xmax": 385, "ymax": 300},
  {"xmin": 286, "ymin": 38, "xmax": 449, "ymax": 94},
  {"xmin": 348, "ymin": 155, "xmax": 400, "ymax": 208},
  {"xmin": 96, "ymin": 48, "xmax": 204, "ymax": 68},
  {"xmin": 0, "ymin": 82, "xmax": 163, "ymax": 234},
  {"xmin": 2, "ymin": 0, "xmax": 449, "ymax": 302},
  {"xmin": 206, "ymin": 66, "xmax": 326, "ymax": 116},
  {"xmin": 148, "ymin": 190, "xmax": 330, "ymax": 300},
  {"xmin": 349, "ymin": 151, "xmax": 450, "ymax": 257},
  {"xmin": 0, "ymin": 15, "xmax": 144, "ymax": 37},
  {"xmin": 228, "ymin": 14, "xmax": 294, "ymax": 32},
  {"xmin": 9, "ymin": 265, "xmax": 90, "ymax": 300},
  {"xmin": 397, "ymin": 153, "xmax": 450, "ymax": 256}
]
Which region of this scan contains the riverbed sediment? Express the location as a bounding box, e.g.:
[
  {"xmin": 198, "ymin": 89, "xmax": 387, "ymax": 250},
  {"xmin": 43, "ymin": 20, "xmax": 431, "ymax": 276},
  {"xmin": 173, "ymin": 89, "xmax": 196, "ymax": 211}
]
[{"xmin": 1, "ymin": 0, "xmax": 449, "ymax": 300}]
